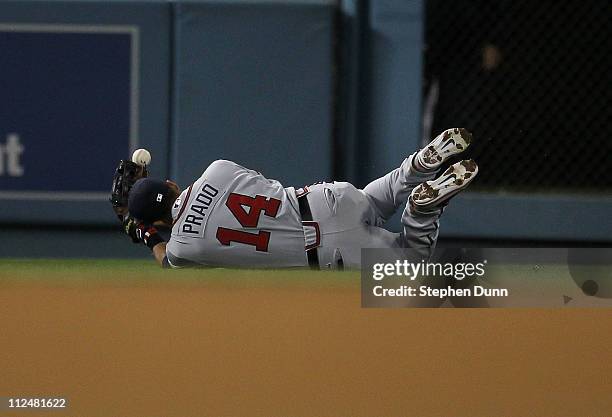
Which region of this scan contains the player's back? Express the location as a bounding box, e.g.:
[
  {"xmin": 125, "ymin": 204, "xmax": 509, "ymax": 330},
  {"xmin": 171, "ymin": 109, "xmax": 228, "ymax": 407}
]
[{"xmin": 166, "ymin": 160, "xmax": 307, "ymax": 268}]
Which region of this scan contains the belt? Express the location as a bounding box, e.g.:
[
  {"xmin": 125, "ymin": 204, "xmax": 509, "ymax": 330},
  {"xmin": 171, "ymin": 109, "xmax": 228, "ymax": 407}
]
[{"xmin": 297, "ymin": 192, "xmax": 320, "ymax": 270}]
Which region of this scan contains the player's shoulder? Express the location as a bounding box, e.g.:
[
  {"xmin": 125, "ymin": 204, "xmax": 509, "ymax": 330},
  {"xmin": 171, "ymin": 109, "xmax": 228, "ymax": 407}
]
[
  {"xmin": 204, "ymin": 159, "xmax": 256, "ymax": 179},
  {"xmin": 207, "ymin": 159, "xmax": 236, "ymax": 169},
  {"xmin": 206, "ymin": 159, "xmax": 245, "ymax": 174}
]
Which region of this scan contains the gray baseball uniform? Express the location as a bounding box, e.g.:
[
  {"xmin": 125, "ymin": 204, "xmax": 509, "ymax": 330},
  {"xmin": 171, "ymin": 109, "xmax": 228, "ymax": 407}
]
[{"xmin": 166, "ymin": 157, "xmax": 441, "ymax": 269}]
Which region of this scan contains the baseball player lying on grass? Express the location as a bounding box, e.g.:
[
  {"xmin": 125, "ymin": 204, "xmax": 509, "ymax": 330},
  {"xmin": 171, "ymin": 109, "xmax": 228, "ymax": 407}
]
[{"xmin": 110, "ymin": 128, "xmax": 478, "ymax": 269}]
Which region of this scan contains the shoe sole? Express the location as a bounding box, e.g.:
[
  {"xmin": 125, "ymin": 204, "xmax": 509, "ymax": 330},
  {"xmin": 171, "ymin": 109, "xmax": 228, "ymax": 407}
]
[
  {"xmin": 411, "ymin": 159, "xmax": 478, "ymax": 209},
  {"xmin": 421, "ymin": 128, "xmax": 472, "ymax": 168}
]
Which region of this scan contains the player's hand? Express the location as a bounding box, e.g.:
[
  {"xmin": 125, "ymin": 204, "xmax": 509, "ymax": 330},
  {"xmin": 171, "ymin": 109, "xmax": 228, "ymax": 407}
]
[
  {"xmin": 135, "ymin": 223, "xmax": 164, "ymax": 249},
  {"xmin": 124, "ymin": 218, "xmax": 164, "ymax": 250}
]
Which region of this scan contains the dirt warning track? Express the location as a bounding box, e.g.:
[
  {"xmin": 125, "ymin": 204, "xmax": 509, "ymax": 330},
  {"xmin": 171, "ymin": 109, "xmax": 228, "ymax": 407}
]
[{"xmin": 1, "ymin": 278, "xmax": 611, "ymax": 417}]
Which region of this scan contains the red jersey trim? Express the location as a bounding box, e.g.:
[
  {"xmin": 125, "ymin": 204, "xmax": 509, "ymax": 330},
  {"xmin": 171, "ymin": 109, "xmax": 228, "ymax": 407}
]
[{"xmin": 172, "ymin": 184, "xmax": 194, "ymax": 227}]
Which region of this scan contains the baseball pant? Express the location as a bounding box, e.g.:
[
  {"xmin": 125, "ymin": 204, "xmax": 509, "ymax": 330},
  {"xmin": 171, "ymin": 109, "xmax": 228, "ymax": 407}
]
[{"xmin": 306, "ymin": 153, "xmax": 442, "ymax": 269}]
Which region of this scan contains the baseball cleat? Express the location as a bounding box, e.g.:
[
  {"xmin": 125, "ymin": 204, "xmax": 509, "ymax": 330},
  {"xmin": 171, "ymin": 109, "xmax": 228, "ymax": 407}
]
[
  {"xmin": 416, "ymin": 128, "xmax": 472, "ymax": 171},
  {"xmin": 410, "ymin": 159, "xmax": 478, "ymax": 212}
]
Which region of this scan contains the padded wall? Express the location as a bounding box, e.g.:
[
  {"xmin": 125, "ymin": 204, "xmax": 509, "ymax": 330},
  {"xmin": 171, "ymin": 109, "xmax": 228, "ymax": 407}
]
[{"xmin": 170, "ymin": 0, "xmax": 335, "ymax": 188}]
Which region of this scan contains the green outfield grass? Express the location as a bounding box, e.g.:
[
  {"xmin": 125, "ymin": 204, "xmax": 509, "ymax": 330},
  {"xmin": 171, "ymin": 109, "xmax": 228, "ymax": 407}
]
[
  {"xmin": 0, "ymin": 258, "xmax": 587, "ymax": 285},
  {"xmin": 3, "ymin": 259, "xmax": 609, "ymax": 307},
  {"xmin": 0, "ymin": 258, "xmax": 360, "ymax": 288}
]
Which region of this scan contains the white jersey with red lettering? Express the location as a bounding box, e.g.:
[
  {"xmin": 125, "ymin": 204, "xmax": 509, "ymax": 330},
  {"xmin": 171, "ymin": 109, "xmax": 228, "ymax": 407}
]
[{"xmin": 166, "ymin": 160, "xmax": 308, "ymax": 268}]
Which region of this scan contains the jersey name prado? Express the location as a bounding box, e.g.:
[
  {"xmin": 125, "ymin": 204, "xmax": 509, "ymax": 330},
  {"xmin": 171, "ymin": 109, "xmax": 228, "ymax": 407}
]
[
  {"xmin": 175, "ymin": 183, "xmax": 221, "ymax": 237},
  {"xmin": 166, "ymin": 160, "xmax": 308, "ymax": 268}
]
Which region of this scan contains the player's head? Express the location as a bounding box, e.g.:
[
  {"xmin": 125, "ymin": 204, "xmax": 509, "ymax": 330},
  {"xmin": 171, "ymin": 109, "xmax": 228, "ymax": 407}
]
[{"xmin": 128, "ymin": 178, "xmax": 180, "ymax": 225}]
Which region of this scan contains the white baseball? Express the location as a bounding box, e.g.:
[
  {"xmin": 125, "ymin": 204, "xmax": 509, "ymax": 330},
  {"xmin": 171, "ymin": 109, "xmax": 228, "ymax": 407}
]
[{"xmin": 132, "ymin": 148, "xmax": 152, "ymax": 166}]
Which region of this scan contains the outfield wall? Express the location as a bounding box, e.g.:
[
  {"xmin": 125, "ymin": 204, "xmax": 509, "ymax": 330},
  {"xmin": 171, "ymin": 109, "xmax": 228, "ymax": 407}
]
[
  {"xmin": 0, "ymin": 0, "xmax": 335, "ymax": 227},
  {"xmin": 0, "ymin": 0, "xmax": 608, "ymax": 258},
  {"xmin": 0, "ymin": 0, "xmax": 340, "ymax": 258},
  {"xmin": 0, "ymin": 0, "xmax": 172, "ymax": 226}
]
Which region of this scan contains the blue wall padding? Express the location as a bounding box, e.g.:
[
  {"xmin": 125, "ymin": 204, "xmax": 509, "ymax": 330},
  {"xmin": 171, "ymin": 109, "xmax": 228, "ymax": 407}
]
[
  {"xmin": 443, "ymin": 194, "xmax": 612, "ymax": 242},
  {"xmin": 343, "ymin": 0, "xmax": 423, "ymax": 233},
  {"xmin": 356, "ymin": 0, "xmax": 423, "ymax": 188},
  {"xmin": 170, "ymin": 0, "xmax": 336, "ymax": 188}
]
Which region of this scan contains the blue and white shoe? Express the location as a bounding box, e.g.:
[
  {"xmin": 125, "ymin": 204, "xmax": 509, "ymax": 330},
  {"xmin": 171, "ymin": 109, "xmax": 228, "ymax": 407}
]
[
  {"xmin": 416, "ymin": 128, "xmax": 472, "ymax": 171},
  {"xmin": 410, "ymin": 159, "xmax": 478, "ymax": 213}
]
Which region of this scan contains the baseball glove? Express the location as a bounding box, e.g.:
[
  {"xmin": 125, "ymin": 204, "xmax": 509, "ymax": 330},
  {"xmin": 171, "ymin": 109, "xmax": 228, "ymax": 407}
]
[{"xmin": 109, "ymin": 160, "xmax": 148, "ymax": 222}]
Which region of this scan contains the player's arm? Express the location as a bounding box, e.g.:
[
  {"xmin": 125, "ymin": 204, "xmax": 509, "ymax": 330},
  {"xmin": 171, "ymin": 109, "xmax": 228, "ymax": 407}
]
[{"xmin": 152, "ymin": 242, "xmax": 169, "ymax": 268}]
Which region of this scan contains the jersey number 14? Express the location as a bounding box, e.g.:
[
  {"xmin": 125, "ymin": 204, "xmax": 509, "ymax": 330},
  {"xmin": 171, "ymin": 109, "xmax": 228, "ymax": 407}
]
[{"xmin": 216, "ymin": 193, "xmax": 281, "ymax": 252}]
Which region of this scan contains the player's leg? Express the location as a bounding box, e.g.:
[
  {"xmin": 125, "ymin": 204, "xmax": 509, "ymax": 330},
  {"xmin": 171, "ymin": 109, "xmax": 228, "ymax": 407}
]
[
  {"xmin": 303, "ymin": 154, "xmax": 478, "ymax": 267},
  {"xmin": 362, "ymin": 154, "xmax": 435, "ymax": 225},
  {"xmin": 363, "ymin": 128, "xmax": 472, "ymax": 223},
  {"xmin": 315, "ymin": 225, "xmax": 401, "ymax": 269},
  {"xmin": 399, "ymin": 159, "xmax": 479, "ymax": 259}
]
